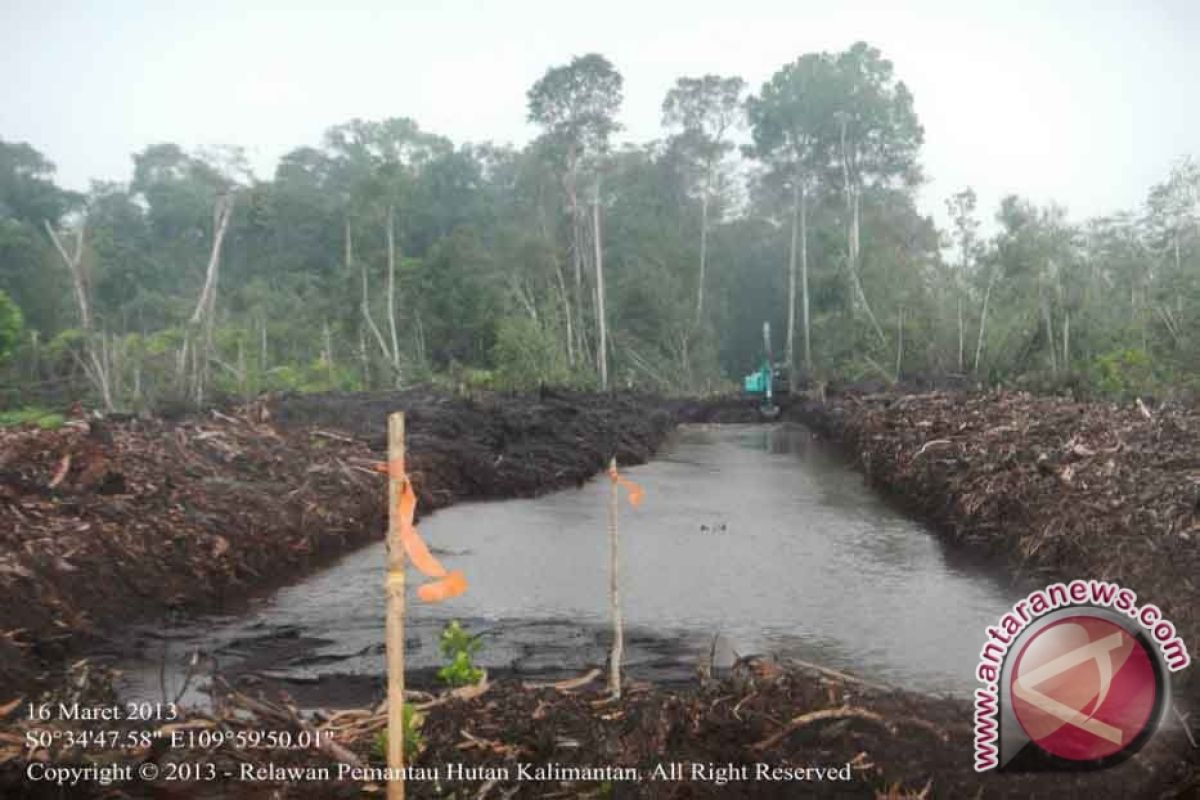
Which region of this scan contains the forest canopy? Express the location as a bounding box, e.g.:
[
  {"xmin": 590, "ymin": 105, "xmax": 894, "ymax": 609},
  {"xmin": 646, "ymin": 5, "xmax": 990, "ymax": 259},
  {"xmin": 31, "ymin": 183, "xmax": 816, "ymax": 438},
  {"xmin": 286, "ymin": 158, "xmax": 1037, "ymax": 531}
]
[{"xmin": 1, "ymin": 42, "xmax": 1197, "ymax": 411}]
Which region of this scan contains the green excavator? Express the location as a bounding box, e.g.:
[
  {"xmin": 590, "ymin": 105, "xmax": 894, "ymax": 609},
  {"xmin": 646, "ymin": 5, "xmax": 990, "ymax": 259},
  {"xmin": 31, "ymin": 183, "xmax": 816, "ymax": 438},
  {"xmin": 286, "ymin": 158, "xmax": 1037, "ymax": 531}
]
[{"xmin": 742, "ymin": 321, "xmax": 787, "ymax": 418}]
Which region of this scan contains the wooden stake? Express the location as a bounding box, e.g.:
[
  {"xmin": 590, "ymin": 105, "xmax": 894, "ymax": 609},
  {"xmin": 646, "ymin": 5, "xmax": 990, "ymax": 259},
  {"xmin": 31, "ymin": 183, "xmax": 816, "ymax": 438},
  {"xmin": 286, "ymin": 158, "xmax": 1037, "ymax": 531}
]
[
  {"xmin": 386, "ymin": 412, "xmax": 406, "ymax": 800},
  {"xmin": 608, "ymin": 457, "xmax": 623, "ymax": 698}
]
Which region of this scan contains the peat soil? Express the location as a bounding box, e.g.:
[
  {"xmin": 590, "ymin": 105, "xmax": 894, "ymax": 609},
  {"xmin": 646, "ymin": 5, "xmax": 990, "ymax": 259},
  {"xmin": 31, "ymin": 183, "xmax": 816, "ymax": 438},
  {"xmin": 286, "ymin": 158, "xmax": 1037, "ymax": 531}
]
[
  {"xmin": 0, "ymin": 389, "xmax": 674, "ymax": 692},
  {"xmin": 782, "ymin": 390, "xmax": 1199, "ymax": 678},
  {"xmin": 1, "ymin": 387, "xmax": 1198, "ymax": 798},
  {"xmin": 0, "ymin": 653, "xmax": 1194, "ymax": 799},
  {"xmin": 779, "ymin": 389, "xmax": 1200, "ymax": 795}
]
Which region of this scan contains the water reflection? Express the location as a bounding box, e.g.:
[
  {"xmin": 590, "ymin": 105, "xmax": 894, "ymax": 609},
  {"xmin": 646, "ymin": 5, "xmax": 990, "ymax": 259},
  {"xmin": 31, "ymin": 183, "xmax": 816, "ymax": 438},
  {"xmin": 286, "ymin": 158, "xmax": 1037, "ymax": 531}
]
[{"xmin": 104, "ymin": 424, "xmax": 1021, "ymax": 701}]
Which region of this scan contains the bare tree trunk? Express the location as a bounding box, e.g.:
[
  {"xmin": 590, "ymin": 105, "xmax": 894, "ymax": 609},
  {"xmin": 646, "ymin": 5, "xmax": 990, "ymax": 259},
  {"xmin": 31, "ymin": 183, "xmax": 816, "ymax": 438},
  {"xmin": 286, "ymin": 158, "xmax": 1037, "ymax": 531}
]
[
  {"xmin": 108, "ymin": 333, "xmax": 121, "ymax": 402},
  {"xmin": 593, "ymin": 178, "xmax": 608, "ymax": 390},
  {"xmin": 849, "ymin": 188, "xmax": 859, "ymax": 282},
  {"xmin": 680, "ymin": 330, "xmax": 691, "ymax": 386},
  {"xmin": 413, "ymin": 307, "xmax": 427, "ymax": 365},
  {"xmin": 957, "ymin": 295, "xmax": 964, "ymax": 372},
  {"xmin": 837, "ymin": 119, "xmax": 886, "ymax": 346},
  {"xmin": 514, "ymin": 280, "xmax": 539, "ymax": 321},
  {"xmin": 786, "ymin": 180, "xmax": 798, "ymax": 384},
  {"xmin": 358, "ymin": 325, "xmax": 371, "ymax": 389},
  {"xmin": 175, "ymin": 339, "xmax": 188, "ymax": 387},
  {"xmin": 974, "ymin": 267, "xmax": 996, "ymax": 374},
  {"xmin": 577, "ymin": 190, "xmax": 595, "ymax": 366},
  {"xmin": 895, "ymin": 306, "xmax": 904, "ymax": 381},
  {"xmin": 87, "ymin": 346, "xmax": 116, "ymax": 410},
  {"xmin": 28, "ymin": 330, "xmax": 39, "ymax": 384},
  {"xmin": 849, "ymin": 191, "xmax": 886, "ymax": 345},
  {"xmin": 568, "ymin": 157, "xmax": 582, "ymax": 312},
  {"xmin": 323, "ymin": 320, "xmax": 335, "ymax": 383},
  {"xmin": 565, "ymin": 147, "xmax": 587, "ymax": 366},
  {"xmin": 356, "ymin": 217, "xmax": 390, "ymax": 368},
  {"xmin": 695, "ymin": 170, "xmax": 711, "ymax": 326},
  {"xmin": 189, "ymin": 194, "xmax": 233, "ymax": 326},
  {"xmin": 552, "ymin": 259, "xmax": 575, "ymax": 368},
  {"xmin": 800, "ymin": 182, "xmax": 811, "ymax": 372},
  {"xmin": 185, "ymin": 192, "xmax": 235, "ymax": 407},
  {"xmin": 45, "ymin": 221, "xmax": 92, "ymax": 330},
  {"xmin": 1062, "ymin": 309, "xmax": 1070, "ymax": 371},
  {"xmin": 385, "ymin": 205, "xmax": 402, "ymax": 385},
  {"xmin": 193, "ymin": 323, "xmax": 213, "ymax": 407},
  {"xmin": 956, "ymin": 228, "xmax": 969, "ymax": 373},
  {"xmin": 45, "ymin": 218, "xmax": 116, "ymax": 411},
  {"xmin": 1154, "ymin": 305, "xmax": 1183, "ymax": 346},
  {"xmin": 1041, "ymin": 279, "xmax": 1058, "ymax": 376},
  {"xmin": 260, "ymin": 313, "xmax": 269, "ymax": 373},
  {"xmin": 540, "ymin": 205, "xmax": 575, "ymax": 367},
  {"xmin": 343, "ymin": 214, "xmax": 375, "ymax": 384},
  {"xmin": 236, "ymin": 338, "xmax": 247, "ymax": 398}
]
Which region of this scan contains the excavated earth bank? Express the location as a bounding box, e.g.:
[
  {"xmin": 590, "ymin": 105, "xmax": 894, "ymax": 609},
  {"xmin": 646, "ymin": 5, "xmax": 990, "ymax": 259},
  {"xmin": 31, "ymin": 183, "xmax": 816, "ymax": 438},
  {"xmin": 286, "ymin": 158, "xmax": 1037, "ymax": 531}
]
[{"xmin": 0, "ymin": 388, "xmax": 1196, "ymax": 798}]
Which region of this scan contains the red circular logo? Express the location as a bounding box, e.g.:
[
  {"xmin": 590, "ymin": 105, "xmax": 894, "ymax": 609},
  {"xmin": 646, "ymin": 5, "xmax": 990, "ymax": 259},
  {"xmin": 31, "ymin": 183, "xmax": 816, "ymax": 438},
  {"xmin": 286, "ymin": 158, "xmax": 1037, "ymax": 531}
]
[{"xmin": 1010, "ymin": 615, "xmax": 1158, "ymax": 761}]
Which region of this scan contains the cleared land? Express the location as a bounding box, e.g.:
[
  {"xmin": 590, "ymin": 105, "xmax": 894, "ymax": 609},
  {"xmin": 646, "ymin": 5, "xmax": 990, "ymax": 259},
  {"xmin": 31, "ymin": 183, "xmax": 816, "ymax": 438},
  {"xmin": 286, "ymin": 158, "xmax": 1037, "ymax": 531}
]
[{"xmin": 0, "ymin": 389, "xmax": 1196, "ymax": 797}]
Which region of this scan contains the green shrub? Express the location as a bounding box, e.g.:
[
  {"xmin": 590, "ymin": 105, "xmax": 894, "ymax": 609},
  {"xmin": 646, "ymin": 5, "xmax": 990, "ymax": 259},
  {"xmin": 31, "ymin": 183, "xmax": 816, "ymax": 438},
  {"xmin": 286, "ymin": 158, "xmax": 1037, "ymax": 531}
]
[
  {"xmin": 1092, "ymin": 348, "xmax": 1156, "ymax": 399},
  {"xmin": 0, "ymin": 407, "xmax": 65, "ymax": 429},
  {"xmin": 0, "ymin": 291, "xmax": 22, "ymax": 364},
  {"xmin": 491, "ymin": 316, "xmax": 569, "ymax": 390},
  {"xmin": 44, "ymin": 328, "xmax": 84, "ymax": 364},
  {"xmin": 437, "ymin": 620, "xmax": 484, "ymax": 687},
  {"xmin": 462, "ymin": 367, "xmax": 495, "ymax": 391},
  {"xmin": 145, "ymin": 327, "xmax": 185, "ymax": 357}
]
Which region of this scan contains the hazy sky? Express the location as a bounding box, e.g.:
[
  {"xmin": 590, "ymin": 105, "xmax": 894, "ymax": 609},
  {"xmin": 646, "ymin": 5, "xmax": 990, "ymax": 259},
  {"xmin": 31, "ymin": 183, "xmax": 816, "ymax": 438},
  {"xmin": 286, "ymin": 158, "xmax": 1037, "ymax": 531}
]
[{"xmin": 2, "ymin": 0, "xmax": 1197, "ymax": 230}]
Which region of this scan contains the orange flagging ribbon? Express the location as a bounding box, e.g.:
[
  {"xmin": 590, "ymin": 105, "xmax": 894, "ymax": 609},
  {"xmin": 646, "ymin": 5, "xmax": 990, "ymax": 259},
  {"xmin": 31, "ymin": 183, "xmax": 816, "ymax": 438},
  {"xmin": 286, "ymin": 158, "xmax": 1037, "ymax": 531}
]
[
  {"xmin": 375, "ymin": 460, "xmax": 468, "ymax": 603},
  {"xmin": 608, "ymin": 462, "xmax": 644, "ymax": 508}
]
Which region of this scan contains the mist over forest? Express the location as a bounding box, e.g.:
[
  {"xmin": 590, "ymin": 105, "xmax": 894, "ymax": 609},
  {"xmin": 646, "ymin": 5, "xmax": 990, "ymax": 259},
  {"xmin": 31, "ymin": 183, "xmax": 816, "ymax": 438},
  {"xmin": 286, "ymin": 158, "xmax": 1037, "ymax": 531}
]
[
  {"xmin": 1, "ymin": 42, "xmax": 1197, "ymax": 412},
  {"xmin": 3, "ymin": 15, "xmax": 1200, "ymax": 797}
]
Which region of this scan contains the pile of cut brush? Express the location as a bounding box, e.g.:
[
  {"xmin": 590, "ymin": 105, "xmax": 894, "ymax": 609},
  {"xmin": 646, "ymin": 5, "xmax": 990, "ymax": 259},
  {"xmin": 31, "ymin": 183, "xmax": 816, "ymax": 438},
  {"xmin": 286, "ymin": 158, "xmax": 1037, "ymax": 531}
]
[
  {"xmin": 2, "ymin": 655, "xmax": 1195, "ymax": 798},
  {"xmin": 0, "ymin": 408, "xmax": 384, "ymax": 691},
  {"xmin": 790, "ymin": 391, "xmax": 1199, "ymax": 663},
  {"xmin": 0, "ymin": 390, "xmax": 676, "ymax": 693}
]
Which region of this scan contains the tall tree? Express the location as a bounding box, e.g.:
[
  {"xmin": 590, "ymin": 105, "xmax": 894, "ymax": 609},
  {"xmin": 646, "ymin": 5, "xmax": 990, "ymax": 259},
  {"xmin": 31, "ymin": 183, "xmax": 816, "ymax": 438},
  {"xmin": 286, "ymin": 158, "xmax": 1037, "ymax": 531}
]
[
  {"xmin": 662, "ymin": 75, "xmax": 745, "ymax": 330},
  {"xmin": 128, "ymin": 143, "xmax": 247, "ymax": 403},
  {"xmin": 829, "ymin": 42, "xmax": 924, "ymax": 347},
  {"xmin": 1144, "ymin": 157, "xmax": 1199, "ymax": 345},
  {"xmin": 747, "ymin": 55, "xmax": 836, "ymax": 378},
  {"xmin": 5, "ymin": 59, "xmax": 1199, "ymax": 407},
  {"xmin": 986, "ymin": 196, "xmax": 1078, "ymax": 378},
  {"xmin": 527, "ymin": 53, "xmax": 623, "ymax": 383},
  {"xmin": 946, "ymin": 188, "xmax": 980, "ymax": 372},
  {"xmin": 324, "ymin": 118, "xmax": 451, "ymax": 385},
  {"xmin": 0, "ymin": 139, "xmax": 76, "ymax": 333}
]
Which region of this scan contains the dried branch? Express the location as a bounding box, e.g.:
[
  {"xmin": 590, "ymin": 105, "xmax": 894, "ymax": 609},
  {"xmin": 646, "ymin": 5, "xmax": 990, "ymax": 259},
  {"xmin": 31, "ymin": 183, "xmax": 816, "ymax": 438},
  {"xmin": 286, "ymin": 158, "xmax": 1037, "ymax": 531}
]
[{"xmin": 752, "ymin": 705, "xmax": 885, "ymax": 751}]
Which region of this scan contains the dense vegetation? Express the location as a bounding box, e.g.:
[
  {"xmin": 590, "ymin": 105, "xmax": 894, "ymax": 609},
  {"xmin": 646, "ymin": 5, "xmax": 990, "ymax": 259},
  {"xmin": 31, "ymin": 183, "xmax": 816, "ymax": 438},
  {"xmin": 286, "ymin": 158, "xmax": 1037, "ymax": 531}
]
[{"xmin": 1, "ymin": 42, "xmax": 1197, "ymax": 411}]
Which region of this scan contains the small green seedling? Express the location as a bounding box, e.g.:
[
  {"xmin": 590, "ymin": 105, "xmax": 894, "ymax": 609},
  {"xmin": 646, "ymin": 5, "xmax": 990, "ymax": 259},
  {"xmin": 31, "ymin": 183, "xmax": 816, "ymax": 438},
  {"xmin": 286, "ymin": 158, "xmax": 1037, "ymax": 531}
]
[
  {"xmin": 372, "ymin": 704, "xmax": 424, "ymax": 761},
  {"xmin": 437, "ymin": 619, "xmax": 484, "ymax": 687}
]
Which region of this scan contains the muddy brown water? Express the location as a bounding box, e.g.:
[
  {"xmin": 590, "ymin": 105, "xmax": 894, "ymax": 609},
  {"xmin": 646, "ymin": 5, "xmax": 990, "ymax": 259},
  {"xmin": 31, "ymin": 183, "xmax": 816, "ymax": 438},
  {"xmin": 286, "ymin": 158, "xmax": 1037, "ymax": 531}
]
[{"xmin": 94, "ymin": 424, "xmax": 1025, "ymax": 707}]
